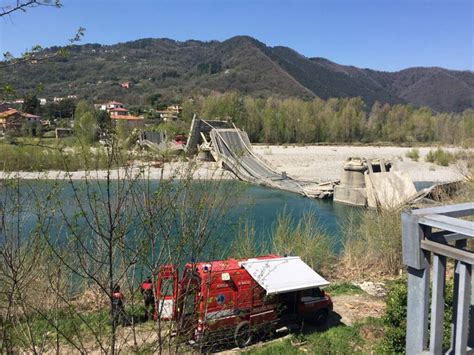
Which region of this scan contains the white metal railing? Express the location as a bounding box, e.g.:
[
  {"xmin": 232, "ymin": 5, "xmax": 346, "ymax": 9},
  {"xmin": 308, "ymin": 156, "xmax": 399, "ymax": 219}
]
[{"xmin": 402, "ymin": 202, "xmax": 474, "ymax": 355}]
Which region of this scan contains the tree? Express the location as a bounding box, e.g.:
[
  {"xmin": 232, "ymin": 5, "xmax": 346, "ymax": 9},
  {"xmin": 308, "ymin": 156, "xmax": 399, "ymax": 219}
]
[
  {"xmin": 0, "ymin": 136, "xmax": 236, "ymax": 353},
  {"xmin": 96, "ymin": 109, "xmax": 111, "ymax": 132},
  {"xmin": 0, "ymin": 0, "xmax": 61, "ymax": 18},
  {"xmin": 74, "ymin": 100, "xmax": 97, "ymax": 144},
  {"xmin": 22, "ymin": 94, "xmax": 40, "ymax": 115}
]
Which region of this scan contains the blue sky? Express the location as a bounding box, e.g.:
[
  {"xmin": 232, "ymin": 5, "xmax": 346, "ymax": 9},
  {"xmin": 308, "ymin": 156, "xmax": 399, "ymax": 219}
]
[{"xmin": 1, "ymin": 0, "xmax": 472, "ymax": 71}]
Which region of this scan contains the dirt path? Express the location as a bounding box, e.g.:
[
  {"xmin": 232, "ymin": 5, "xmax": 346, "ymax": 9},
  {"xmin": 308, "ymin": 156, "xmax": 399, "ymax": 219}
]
[{"xmin": 331, "ymin": 294, "xmax": 385, "ymax": 326}]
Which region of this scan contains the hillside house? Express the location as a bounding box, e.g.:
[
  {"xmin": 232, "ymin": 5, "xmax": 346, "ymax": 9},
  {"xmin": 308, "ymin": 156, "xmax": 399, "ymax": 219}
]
[
  {"xmin": 109, "ymin": 107, "xmax": 143, "ymax": 129},
  {"xmin": 97, "ymin": 101, "xmax": 125, "ymax": 111},
  {"xmin": 0, "ymin": 106, "xmax": 42, "ymax": 134},
  {"xmin": 95, "ymin": 101, "xmax": 144, "ymax": 129},
  {"xmin": 157, "ymin": 104, "xmax": 182, "ymax": 122}
]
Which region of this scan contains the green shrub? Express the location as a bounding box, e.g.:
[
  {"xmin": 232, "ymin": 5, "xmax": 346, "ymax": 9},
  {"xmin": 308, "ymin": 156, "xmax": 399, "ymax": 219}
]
[
  {"xmin": 0, "ymin": 143, "xmax": 123, "ymax": 171},
  {"xmin": 229, "ymin": 210, "xmax": 335, "ymax": 275},
  {"xmin": 426, "ymin": 148, "xmax": 454, "ymax": 166},
  {"xmin": 341, "ymin": 209, "xmax": 402, "ymax": 277},
  {"xmin": 272, "ymin": 210, "xmax": 334, "ymax": 275},
  {"xmin": 405, "ymin": 148, "xmax": 420, "ymax": 161},
  {"xmin": 380, "ymin": 277, "xmax": 454, "ymax": 353},
  {"xmin": 379, "ymin": 278, "xmax": 407, "ymax": 353}
]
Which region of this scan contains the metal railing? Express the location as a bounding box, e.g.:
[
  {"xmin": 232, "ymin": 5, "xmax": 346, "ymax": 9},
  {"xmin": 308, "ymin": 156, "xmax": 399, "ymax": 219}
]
[{"xmin": 402, "ymin": 202, "xmax": 474, "ymax": 354}]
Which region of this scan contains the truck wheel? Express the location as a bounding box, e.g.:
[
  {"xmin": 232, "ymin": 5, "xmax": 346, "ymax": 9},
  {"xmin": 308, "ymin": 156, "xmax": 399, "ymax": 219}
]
[
  {"xmin": 234, "ymin": 321, "xmax": 252, "ymax": 348},
  {"xmin": 313, "ymin": 309, "xmax": 329, "ymax": 326}
]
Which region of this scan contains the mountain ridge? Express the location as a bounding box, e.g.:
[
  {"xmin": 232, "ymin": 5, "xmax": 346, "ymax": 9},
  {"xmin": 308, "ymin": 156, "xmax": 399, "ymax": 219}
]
[{"xmin": 2, "ymin": 35, "xmax": 473, "ymax": 112}]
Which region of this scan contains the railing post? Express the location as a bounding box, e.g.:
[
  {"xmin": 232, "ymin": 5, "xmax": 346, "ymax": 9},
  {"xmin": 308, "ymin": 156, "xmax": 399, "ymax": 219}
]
[
  {"xmin": 449, "ymin": 261, "xmax": 472, "ymax": 354},
  {"xmin": 403, "ymin": 211, "xmax": 431, "ymax": 354},
  {"xmin": 430, "ymin": 254, "xmax": 447, "ymax": 355},
  {"xmin": 407, "ymin": 264, "xmax": 431, "ymax": 354}
]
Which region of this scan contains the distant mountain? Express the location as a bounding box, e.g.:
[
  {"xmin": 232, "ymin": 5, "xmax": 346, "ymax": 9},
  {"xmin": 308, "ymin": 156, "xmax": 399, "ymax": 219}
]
[{"xmin": 2, "ymin": 36, "xmax": 473, "ymax": 112}]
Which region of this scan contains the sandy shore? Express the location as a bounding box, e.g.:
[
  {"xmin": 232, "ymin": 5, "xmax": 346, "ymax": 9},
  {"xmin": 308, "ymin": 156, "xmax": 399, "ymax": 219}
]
[
  {"xmin": 253, "ymin": 145, "xmax": 468, "ymax": 183},
  {"xmin": 0, "ymin": 145, "xmax": 468, "ymax": 183},
  {"xmin": 0, "ymin": 161, "xmax": 234, "ymax": 180}
]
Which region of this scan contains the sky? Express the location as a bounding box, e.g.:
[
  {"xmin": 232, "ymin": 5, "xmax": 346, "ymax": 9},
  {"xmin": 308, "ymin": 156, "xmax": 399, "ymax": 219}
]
[{"xmin": 0, "ymin": 0, "xmax": 472, "ymax": 72}]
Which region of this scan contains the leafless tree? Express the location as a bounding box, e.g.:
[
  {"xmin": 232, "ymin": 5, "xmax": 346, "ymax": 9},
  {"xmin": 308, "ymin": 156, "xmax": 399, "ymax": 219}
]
[{"xmin": 0, "ymin": 133, "xmax": 236, "ymax": 353}]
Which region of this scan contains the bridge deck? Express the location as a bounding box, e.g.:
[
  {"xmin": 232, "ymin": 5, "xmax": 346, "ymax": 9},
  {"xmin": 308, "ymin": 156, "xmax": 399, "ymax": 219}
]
[{"xmin": 209, "ymin": 128, "xmax": 334, "ymax": 198}]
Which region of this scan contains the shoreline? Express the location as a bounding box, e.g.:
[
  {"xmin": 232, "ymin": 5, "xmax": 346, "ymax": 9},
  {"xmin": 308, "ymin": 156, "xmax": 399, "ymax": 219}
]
[{"xmin": 0, "ymin": 145, "xmax": 469, "ymax": 183}]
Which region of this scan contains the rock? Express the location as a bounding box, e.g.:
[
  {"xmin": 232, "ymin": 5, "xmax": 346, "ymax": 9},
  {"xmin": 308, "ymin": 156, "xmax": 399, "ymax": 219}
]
[{"xmin": 353, "ymin": 281, "xmax": 387, "ymax": 297}]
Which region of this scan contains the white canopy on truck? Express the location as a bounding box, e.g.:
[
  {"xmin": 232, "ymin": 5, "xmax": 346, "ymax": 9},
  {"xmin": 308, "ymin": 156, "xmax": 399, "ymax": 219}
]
[{"xmin": 241, "ymin": 256, "xmax": 329, "ymax": 295}]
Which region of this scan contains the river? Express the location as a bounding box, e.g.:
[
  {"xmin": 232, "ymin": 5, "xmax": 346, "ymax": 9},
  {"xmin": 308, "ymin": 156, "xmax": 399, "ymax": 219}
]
[{"xmin": 2, "ymin": 180, "xmax": 361, "ymax": 255}]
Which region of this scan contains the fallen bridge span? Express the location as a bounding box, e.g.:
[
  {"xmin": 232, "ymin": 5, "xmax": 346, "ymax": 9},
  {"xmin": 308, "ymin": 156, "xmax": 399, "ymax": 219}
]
[{"xmin": 207, "ymin": 126, "xmax": 336, "ymax": 199}]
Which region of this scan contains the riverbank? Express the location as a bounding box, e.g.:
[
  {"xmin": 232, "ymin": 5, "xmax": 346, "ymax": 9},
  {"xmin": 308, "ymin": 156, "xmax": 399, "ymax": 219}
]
[
  {"xmin": 0, "ymin": 145, "xmax": 468, "ymax": 182},
  {"xmin": 254, "ymin": 145, "xmax": 468, "ymax": 183}
]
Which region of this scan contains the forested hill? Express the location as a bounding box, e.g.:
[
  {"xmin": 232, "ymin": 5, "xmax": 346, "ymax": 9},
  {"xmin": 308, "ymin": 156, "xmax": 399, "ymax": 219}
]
[{"xmin": 3, "ymin": 36, "xmax": 473, "ymax": 112}]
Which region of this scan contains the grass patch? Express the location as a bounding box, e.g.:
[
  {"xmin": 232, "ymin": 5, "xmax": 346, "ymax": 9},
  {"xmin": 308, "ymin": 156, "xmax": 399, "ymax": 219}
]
[
  {"xmin": 247, "ymin": 317, "xmax": 384, "ymax": 355},
  {"xmin": 0, "ymin": 143, "xmax": 110, "ymax": 171},
  {"xmin": 325, "ymin": 282, "xmax": 365, "ymax": 296},
  {"xmin": 405, "ymin": 148, "xmax": 420, "ymax": 161},
  {"xmin": 425, "ymin": 147, "xmax": 454, "ymax": 166},
  {"xmin": 341, "ymin": 209, "xmax": 402, "ymax": 278}
]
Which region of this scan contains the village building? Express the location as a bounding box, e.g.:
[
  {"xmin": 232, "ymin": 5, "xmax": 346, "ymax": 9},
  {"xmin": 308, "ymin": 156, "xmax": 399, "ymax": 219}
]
[
  {"xmin": 109, "ymin": 107, "xmax": 144, "ymax": 129},
  {"xmin": 157, "ymin": 104, "xmax": 182, "ymax": 121},
  {"xmin": 96, "ymin": 101, "xmax": 125, "ymax": 111},
  {"xmin": 96, "ymin": 101, "xmax": 144, "ymax": 129},
  {"xmin": 0, "ymin": 104, "xmax": 43, "ymax": 134}
]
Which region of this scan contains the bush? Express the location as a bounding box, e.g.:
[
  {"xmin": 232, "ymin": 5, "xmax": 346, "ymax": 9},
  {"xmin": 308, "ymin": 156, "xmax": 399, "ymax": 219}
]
[
  {"xmin": 0, "ymin": 143, "xmax": 120, "ymax": 171},
  {"xmin": 272, "ymin": 211, "xmax": 334, "ymax": 275},
  {"xmin": 230, "ymin": 210, "xmax": 335, "ymax": 276},
  {"xmin": 426, "ymin": 148, "xmax": 454, "ymax": 166},
  {"xmin": 380, "ymin": 277, "xmax": 454, "ymax": 353},
  {"xmin": 405, "ymin": 148, "xmax": 420, "ymax": 161},
  {"xmin": 341, "ymin": 209, "xmax": 402, "ymax": 278}
]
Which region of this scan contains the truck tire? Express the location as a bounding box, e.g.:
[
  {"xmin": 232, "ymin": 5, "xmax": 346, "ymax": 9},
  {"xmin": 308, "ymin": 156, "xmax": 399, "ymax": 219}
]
[
  {"xmin": 234, "ymin": 321, "xmax": 252, "ymax": 348},
  {"xmin": 312, "ymin": 309, "xmax": 329, "ymax": 326}
]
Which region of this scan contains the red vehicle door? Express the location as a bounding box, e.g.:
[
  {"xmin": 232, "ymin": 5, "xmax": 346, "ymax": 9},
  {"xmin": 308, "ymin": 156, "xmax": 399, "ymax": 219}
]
[
  {"xmin": 176, "ymin": 268, "xmax": 201, "ymax": 339},
  {"xmin": 156, "ymin": 265, "xmax": 178, "ymax": 320}
]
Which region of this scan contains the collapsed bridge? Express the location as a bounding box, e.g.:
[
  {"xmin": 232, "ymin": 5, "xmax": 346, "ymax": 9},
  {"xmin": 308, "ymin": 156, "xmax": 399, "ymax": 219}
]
[{"xmin": 185, "ymin": 117, "xmax": 336, "ymax": 199}]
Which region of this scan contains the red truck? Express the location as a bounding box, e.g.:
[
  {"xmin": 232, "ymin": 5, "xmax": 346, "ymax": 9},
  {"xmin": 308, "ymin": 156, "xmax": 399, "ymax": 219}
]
[{"xmin": 154, "ymin": 255, "xmax": 333, "ymax": 348}]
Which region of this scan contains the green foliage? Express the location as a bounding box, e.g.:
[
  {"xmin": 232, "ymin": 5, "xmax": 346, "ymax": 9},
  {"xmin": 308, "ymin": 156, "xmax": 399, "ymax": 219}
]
[
  {"xmin": 230, "ymin": 210, "xmax": 334, "ymax": 275},
  {"xmin": 2, "ymin": 37, "xmax": 472, "ymax": 113},
  {"xmin": 22, "ymin": 93, "xmax": 41, "ymax": 115},
  {"xmin": 380, "ymin": 277, "xmax": 454, "ymax": 353},
  {"xmin": 272, "ymin": 211, "xmax": 334, "ymax": 273},
  {"xmin": 342, "ymin": 209, "xmax": 402, "ymax": 277},
  {"xmin": 305, "ymin": 325, "xmax": 364, "ymax": 354},
  {"xmin": 426, "ymin": 148, "xmax": 454, "ymax": 166},
  {"xmin": 155, "ymin": 120, "xmax": 190, "ymax": 137},
  {"xmin": 180, "ymin": 93, "xmax": 472, "ymax": 145},
  {"xmin": 405, "ymin": 148, "xmax": 420, "ymax": 161},
  {"xmin": 325, "ymin": 282, "xmax": 365, "ymax": 296},
  {"xmin": 245, "ymin": 339, "xmax": 301, "ymax": 355},
  {"xmin": 379, "ymin": 278, "xmax": 407, "ymax": 353},
  {"xmin": 247, "ymin": 318, "xmax": 384, "ymax": 354},
  {"xmin": 96, "ymin": 109, "xmax": 111, "ymax": 131},
  {"xmin": 229, "ymin": 221, "xmax": 262, "ymax": 259},
  {"xmin": 0, "ymin": 141, "xmax": 113, "ymax": 171},
  {"xmin": 9, "ymin": 309, "xmax": 110, "ymax": 349},
  {"xmin": 74, "ymin": 100, "xmax": 97, "ymax": 144}
]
